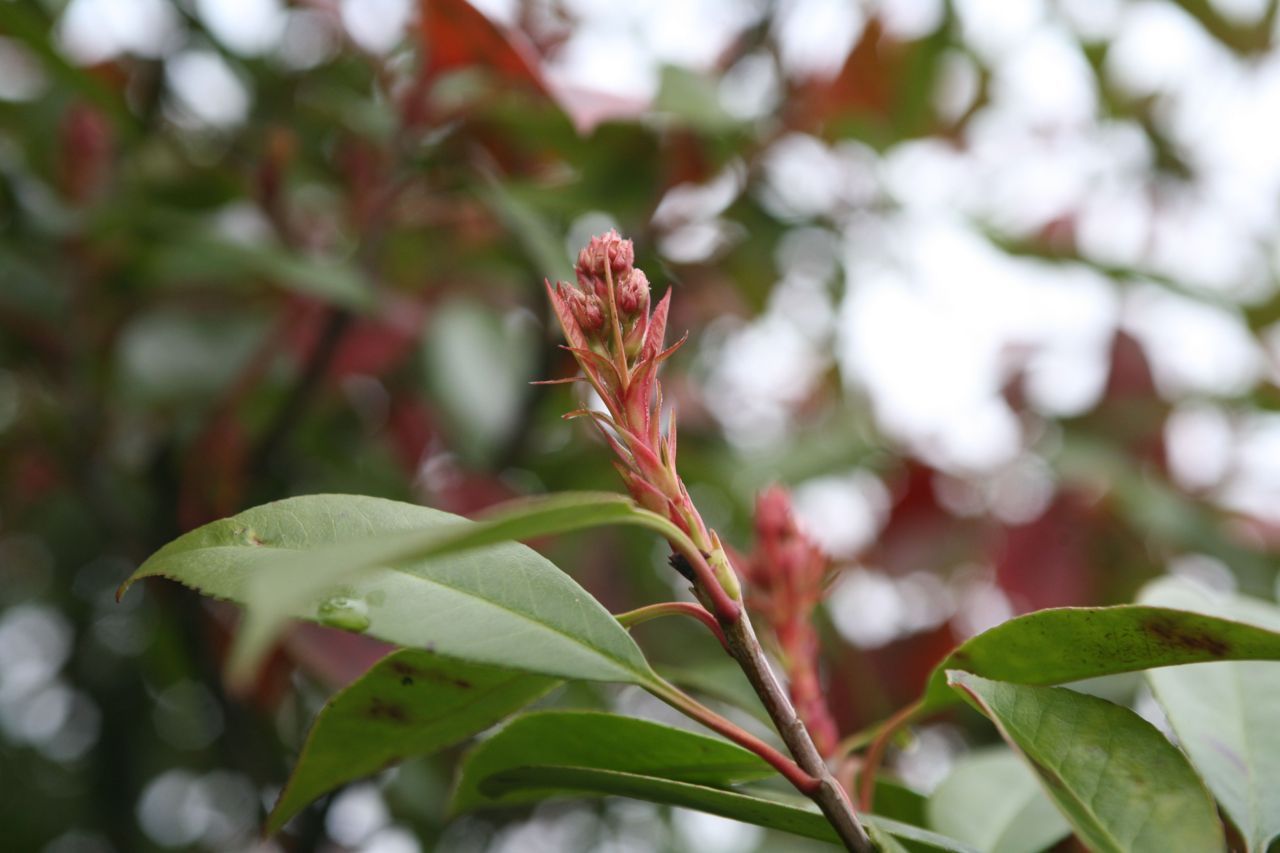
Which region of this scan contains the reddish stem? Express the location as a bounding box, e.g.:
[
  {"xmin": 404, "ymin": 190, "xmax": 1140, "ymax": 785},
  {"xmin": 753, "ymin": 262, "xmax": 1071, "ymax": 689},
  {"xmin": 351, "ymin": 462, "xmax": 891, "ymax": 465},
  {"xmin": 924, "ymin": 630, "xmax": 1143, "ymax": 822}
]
[
  {"xmin": 615, "ymin": 601, "xmax": 729, "ymax": 651},
  {"xmin": 646, "ymin": 678, "xmax": 820, "ymax": 795}
]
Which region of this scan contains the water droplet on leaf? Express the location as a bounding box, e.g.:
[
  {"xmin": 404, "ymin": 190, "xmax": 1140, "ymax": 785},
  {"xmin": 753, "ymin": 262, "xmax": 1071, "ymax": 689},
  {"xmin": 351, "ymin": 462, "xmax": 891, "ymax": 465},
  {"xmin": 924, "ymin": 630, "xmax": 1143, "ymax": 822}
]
[{"xmin": 317, "ymin": 596, "xmax": 370, "ymax": 632}]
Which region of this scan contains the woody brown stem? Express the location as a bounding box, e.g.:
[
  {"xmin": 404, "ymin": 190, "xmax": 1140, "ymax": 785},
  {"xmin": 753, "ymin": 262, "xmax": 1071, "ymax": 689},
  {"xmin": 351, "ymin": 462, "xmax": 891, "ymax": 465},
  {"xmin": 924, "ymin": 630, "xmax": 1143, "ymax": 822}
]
[
  {"xmin": 720, "ymin": 607, "xmax": 875, "ymax": 852},
  {"xmin": 648, "ymin": 522, "xmax": 871, "ymax": 848}
]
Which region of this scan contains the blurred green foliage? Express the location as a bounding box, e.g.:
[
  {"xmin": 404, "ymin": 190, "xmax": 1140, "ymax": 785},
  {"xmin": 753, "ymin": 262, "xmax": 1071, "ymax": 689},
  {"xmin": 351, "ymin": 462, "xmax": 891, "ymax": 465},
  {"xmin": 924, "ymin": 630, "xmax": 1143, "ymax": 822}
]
[{"xmin": 3, "ymin": 1, "xmax": 1280, "ymax": 851}]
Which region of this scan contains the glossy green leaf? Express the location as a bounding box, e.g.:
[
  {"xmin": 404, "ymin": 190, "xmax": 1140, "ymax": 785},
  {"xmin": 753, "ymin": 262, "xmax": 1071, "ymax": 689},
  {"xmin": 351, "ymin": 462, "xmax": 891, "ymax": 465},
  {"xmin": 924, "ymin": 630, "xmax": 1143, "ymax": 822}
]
[
  {"xmin": 267, "ymin": 649, "xmax": 555, "ymax": 834},
  {"xmin": 120, "ymin": 493, "xmax": 674, "ymax": 687},
  {"xmin": 451, "ymin": 711, "xmax": 774, "ymax": 813},
  {"xmin": 1139, "ymin": 577, "xmax": 1280, "ymax": 852},
  {"xmin": 921, "ymin": 604, "xmax": 1280, "ymax": 712},
  {"xmin": 481, "ymin": 765, "xmax": 847, "ymax": 843},
  {"xmin": 866, "ymin": 820, "xmax": 911, "ymax": 853},
  {"xmin": 872, "ymin": 778, "xmax": 929, "ymax": 829},
  {"xmin": 948, "ymin": 672, "xmax": 1225, "ymax": 853},
  {"xmin": 477, "ymin": 767, "xmax": 971, "ymax": 851},
  {"xmin": 927, "ymin": 747, "xmax": 1070, "ymax": 853},
  {"xmin": 452, "ymin": 711, "xmax": 976, "ymax": 851}
]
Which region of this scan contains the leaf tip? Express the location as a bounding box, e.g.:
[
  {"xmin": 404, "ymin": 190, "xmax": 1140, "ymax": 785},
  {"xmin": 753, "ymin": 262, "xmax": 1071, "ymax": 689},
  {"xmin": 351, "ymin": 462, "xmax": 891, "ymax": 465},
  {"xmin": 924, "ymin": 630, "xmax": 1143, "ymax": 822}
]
[{"xmin": 262, "ymin": 807, "xmax": 289, "ymax": 839}]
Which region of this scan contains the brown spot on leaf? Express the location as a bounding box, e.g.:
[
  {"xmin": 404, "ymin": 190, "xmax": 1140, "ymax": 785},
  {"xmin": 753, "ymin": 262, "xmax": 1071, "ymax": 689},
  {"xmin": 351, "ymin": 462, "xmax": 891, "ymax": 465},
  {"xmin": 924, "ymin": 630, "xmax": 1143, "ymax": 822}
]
[
  {"xmin": 367, "ymin": 698, "xmax": 411, "ymax": 724},
  {"xmin": 389, "ymin": 659, "xmax": 472, "ymax": 689},
  {"xmin": 1142, "ymin": 616, "xmax": 1230, "ymax": 657}
]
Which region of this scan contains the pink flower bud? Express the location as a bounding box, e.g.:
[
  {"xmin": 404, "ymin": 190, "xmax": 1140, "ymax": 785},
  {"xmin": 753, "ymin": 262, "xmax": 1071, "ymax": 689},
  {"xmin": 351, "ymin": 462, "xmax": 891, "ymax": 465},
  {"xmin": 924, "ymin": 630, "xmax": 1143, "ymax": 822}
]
[
  {"xmin": 577, "ymin": 268, "xmax": 608, "ymax": 299},
  {"xmin": 576, "ymin": 229, "xmax": 635, "ymax": 279},
  {"xmin": 607, "ymin": 233, "xmax": 635, "ymax": 274},
  {"xmin": 617, "ymin": 269, "xmax": 650, "ymax": 316},
  {"xmin": 563, "ymin": 285, "xmax": 605, "ymax": 332}
]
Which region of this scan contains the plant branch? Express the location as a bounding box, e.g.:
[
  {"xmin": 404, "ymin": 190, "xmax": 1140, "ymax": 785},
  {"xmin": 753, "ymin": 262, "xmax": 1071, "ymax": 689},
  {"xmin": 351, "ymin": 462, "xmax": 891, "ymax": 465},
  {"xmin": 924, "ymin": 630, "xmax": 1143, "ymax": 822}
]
[
  {"xmin": 644, "ymin": 677, "xmax": 818, "ymax": 795},
  {"xmin": 648, "ymin": 527, "xmax": 873, "ymax": 849},
  {"xmin": 615, "ymin": 601, "xmax": 729, "ymax": 651},
  {"xmin": 720, "ymin": 605, "xmax": 876, "ymax": 852}
]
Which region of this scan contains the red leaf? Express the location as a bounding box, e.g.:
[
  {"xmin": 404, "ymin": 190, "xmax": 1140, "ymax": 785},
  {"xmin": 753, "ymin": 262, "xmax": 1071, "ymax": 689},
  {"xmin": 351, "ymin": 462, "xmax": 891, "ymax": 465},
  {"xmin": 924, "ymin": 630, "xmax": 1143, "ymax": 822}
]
[
  {"xmin": 415, "ymin": 1, "xmax": 651, "ymax": 134},
  {"xmin": 417, "ymin": 0, "xmax": 549, "ymax": 94},
  {"xmin": 642, "ymin": 289, "xmax": 672, "ymax": 361},
  {"xmin": 547, "ymin": 280, "xmax": 588, "ymax": 351},
  {"xmin": 786, "ymin": 19, "xmax": 907, "ymax": 133},
  {"xmin": 991, "ymin": 492, "xmax": 1096, "ymax": 611}
]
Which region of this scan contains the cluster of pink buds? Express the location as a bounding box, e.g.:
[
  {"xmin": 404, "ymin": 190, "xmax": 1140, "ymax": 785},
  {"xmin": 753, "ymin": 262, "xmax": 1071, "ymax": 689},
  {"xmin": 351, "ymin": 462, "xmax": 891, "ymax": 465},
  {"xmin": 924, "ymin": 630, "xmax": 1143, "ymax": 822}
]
[
  {"xmin": 557, "ymin": 230, "xmax": 651, "ymax": 361},
  {"xmin": 742, "ymin": 486, "xmax": 840, "ymax": 756},
  {"xmin": 546, "ymin": 231, "xmax": 733, "ymax": 589}
]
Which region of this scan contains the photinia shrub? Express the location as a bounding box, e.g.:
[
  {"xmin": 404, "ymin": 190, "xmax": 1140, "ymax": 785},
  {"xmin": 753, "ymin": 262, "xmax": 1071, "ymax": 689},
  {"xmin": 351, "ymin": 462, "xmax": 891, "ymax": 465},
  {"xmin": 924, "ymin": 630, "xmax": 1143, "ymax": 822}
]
[{"xmin": 122, "ymin": 233, "xmax": 1280, "ymax": 852}]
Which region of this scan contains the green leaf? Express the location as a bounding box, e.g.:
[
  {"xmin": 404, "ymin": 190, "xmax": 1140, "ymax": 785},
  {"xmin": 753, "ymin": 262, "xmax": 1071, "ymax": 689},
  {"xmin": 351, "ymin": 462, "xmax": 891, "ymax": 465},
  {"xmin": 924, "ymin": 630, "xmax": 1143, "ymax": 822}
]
[
  {"xmin": 268, "ymin": 649, "xmax": 555, "ymax": 834},
  {"xmin": 120, "ymin": 493, "xmax": 675, "ymax": 686},
  {"xmin": 867, "ymin": 816, "xmax": 978, "ymax": 853},
  {"xmin": 1139, "ymin": 577, "xmax": 1280, "ymax": 852},
  {"xmin": 948, "ymin": 672, "xmax": 1225, "ymax": 853},
  {"xmin": 452, "ymin": 711, "xmax": 976, "ymax": 851},
  {"xmin": 920, "ymin": 604, "xmax": 1280, "ymax": 713},
  {"xmin": 926, "ymin": 747, "xmax": 1070, "ymax": 853},
  {"xmin": 451, "ymin": 710, "xmax": 774, "ymax": 813},
  {"xmin": 866, "ymin": 820, "xmax": 912, "ymax": 853},
  {"xmin": 871, "ymin": 778, "xmax": 929, "ymax": 829},
  {"xmin": 484, "ymin": 765, "xmax": 844, "ymax": 842},
  {"xmin": 479, "ymin": 767, "xmax": 972, "ymax": 851}
]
